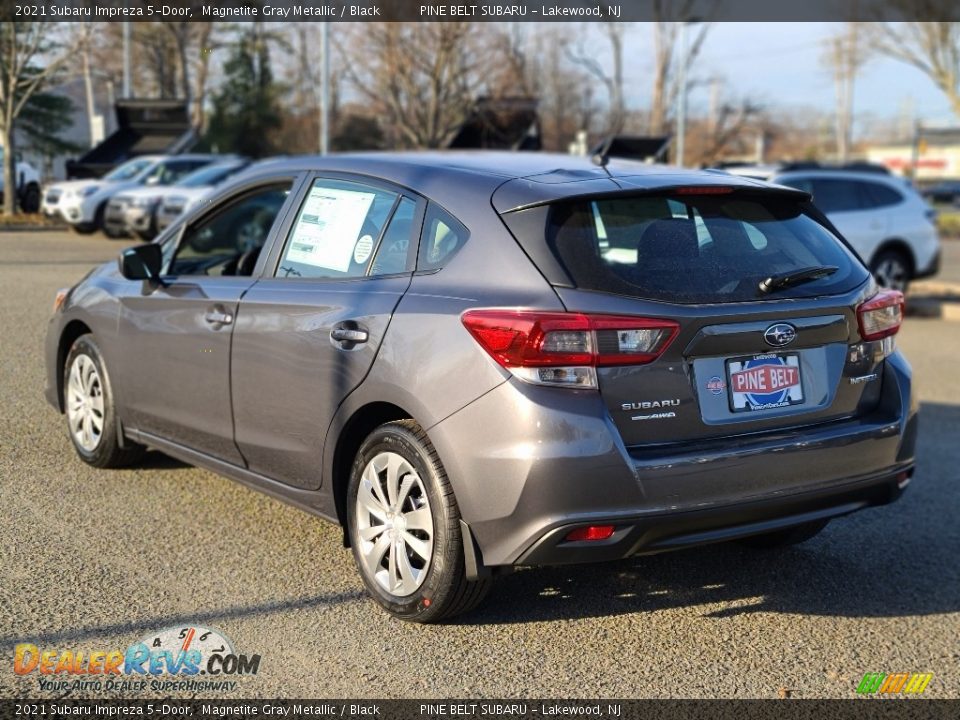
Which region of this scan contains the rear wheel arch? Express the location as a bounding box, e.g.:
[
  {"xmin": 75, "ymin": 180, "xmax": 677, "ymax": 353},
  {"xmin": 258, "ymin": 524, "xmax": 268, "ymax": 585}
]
[
  {"xmin": 57, "ymin": 320, "xmax": 93, "ymax": 411},
  {"xmin": 870, "ymin": 239, "xmax": 916, "ymax": 276},
  {"xmin": 331, "ymin": 401, "xmax": 417, "ymax": 533}
]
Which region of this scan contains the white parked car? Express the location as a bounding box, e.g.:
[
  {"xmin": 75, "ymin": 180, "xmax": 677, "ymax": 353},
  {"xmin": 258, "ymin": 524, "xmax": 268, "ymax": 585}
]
[
  {"xmin": 0, "ymin": 148, "xmax": 42, "ymax": 213},
  {"xmin": 44, "ymin": 155, "xmax": 215, "ymax": 235},
  {"xmin": 771, "ymin": 170, "xmax": 940, "ymax": 291}
]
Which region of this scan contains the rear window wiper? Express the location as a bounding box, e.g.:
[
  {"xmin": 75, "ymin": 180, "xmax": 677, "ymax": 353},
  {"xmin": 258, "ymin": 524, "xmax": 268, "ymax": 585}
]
[{"xmin": 758, "ymin": 265, "xmax": 838, "ymax": 294}]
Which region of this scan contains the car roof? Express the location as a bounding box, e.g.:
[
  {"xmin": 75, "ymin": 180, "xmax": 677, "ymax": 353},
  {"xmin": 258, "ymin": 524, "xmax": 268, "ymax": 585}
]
[
  {"xmin": 238, "ymin": 152, "xmax": 804, "ymax": 214},
  {"xmin": 772, "ymin": 169, "xmax": 904, "ymax": 185}
]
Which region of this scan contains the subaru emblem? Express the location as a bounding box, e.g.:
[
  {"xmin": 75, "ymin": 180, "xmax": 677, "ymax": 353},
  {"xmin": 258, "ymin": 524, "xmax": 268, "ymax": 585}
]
[{"xmin": 764, "ymin": 323, "xmax": 797, "ymax": 347}]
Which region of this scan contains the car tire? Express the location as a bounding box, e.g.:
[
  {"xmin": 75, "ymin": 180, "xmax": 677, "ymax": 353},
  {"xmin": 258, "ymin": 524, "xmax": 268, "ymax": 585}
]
[
  {"xmin": 73, "ymin": 202, "xmax": 106, "ymax": 235},
  {"xmin": 870, "ymin": 248, "xmax": 912, "ymax": 293},
  {"xmin": 347, "ymin": 420, "xmax": 491, "ymax": 622},
  {"xmin": 135, "ymin": 214, "xmax": 158, "ymax": 242},
  {"xmin": 738, "ymin": 519, "xmax": 829, "ymax": 549},
  {"xmin": 21, "ymin": 184, "xmax": 40, "ymax": 213},
  {"xmin": 63, "ymin": 335, "xmax": 145, "ymax": 469}
]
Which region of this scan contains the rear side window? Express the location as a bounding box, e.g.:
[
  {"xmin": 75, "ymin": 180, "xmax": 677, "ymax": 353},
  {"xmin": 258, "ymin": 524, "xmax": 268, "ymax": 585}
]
[
  {"xmin": 810, "ymin": 179, "xmax": 863, "ymax": 213},
  {"xmin": 860, "ymin": 181, "xmax": 903, "ymax": 208},
  {"xmin": 525, "ymin": 192, "xmax": 867, "ymax": 304},
  {"xmin": 418, "ymin": 204, "xmax": 469, "ymax": 271}
]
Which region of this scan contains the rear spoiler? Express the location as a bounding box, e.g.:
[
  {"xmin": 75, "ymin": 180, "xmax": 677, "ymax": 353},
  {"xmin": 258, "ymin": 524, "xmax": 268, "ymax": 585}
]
[{"xmin": 492, "ymin": 173, "xmax": 811, "ymax": 214}]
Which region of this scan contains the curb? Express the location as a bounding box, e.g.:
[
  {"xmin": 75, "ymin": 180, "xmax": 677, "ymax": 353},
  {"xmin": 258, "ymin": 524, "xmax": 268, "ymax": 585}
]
[
  {"xmin": 907, "ymin": 299, "xmax": 960, "ymax": 321},
  {"xmin": 0, "ymin": 224, "xmax": 70, "ymax": 233},
  {"xmin": 907, "ymin": 279, "xmax": 960, "ymax": 321}
]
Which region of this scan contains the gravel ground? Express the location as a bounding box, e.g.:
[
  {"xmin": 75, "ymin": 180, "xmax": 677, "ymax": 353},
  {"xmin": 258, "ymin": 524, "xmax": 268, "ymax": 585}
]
[{"xmin": 1, "ymin": 231, "xmax": 958, "ymax": 700}]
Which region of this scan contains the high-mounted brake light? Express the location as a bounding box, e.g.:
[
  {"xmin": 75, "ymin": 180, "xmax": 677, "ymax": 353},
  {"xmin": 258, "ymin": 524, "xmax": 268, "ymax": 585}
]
[
  {"xmin": 857, "ymin": 289, "xmax": 904, "ymax": 341},
  {"xmin": 461, "ymin": 310, "xmax": 678, "ymax": 389},
  {"xmin": 673, "ymin": 186, "xmax": 735, "ymax": 195}
]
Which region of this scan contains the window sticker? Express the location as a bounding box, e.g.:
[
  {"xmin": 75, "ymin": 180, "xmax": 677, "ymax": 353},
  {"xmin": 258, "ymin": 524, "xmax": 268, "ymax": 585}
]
[
  {"xmin": 285, "ymin": 186, "xmax": 375, "ymax": 272},
  {"xmin": 353, "ymin": 234, "xmax": 374, "ymax": 264}
]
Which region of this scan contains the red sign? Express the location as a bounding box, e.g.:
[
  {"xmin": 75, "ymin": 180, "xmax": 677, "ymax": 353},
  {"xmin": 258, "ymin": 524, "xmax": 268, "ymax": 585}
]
[{"xmin": 731, "ymin": 364, "xmax": 799, "ymax": 394}]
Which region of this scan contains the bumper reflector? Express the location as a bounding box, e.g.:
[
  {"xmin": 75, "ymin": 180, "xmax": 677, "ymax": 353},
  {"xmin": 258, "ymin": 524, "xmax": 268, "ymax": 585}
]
[{"xmin": 564, "ymin": 525, "xmax": 616, "ymax": 542}]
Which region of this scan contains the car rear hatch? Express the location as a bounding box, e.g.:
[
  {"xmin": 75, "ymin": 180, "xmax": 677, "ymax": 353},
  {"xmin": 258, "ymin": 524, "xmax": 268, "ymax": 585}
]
[{"xmin": 495, "ymin": 178, "xmax": 903, "ymax": 449}]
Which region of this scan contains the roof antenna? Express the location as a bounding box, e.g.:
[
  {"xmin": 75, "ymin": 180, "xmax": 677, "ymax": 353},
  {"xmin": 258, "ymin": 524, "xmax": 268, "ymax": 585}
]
[{"xmin": 591, "ymin": 134, "xmax": 616, "ymax": 177}]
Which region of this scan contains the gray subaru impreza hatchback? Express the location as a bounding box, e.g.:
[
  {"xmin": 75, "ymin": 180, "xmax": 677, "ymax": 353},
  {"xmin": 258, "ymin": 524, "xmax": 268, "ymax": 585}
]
[{"xmin": 44, "ymin": 153, "xmax": 916, "ymax": 622}]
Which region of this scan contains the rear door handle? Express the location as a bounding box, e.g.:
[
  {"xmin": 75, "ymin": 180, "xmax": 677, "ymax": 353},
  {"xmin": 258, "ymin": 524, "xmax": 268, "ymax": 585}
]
[
  {"xmin": 331, "ymin": 326, "xmax": 368, "ymax": 344},
  {"xmin": 204, "ymin": 308, "xmax": 233, "ymax": 325}
]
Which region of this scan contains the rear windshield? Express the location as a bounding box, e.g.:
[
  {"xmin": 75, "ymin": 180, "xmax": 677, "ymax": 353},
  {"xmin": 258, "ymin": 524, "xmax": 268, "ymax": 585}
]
[{"xmin": 520, "ymin": 192, "xmax": 868, "ymax": 304}]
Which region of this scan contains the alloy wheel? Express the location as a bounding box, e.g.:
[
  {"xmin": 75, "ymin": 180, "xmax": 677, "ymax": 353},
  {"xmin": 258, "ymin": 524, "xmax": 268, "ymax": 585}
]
[{"xmin": 873, "ymin": 257, "xmax": 908, "ymax": 292}]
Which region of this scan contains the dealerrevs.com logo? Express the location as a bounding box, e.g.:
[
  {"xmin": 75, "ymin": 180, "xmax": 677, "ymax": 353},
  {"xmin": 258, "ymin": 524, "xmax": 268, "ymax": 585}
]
[
  {"xmin": 14, "ymin": 625, "xmax": 261, "ymax": 693},
  {"xmin": 856, "ymin": 672, "xmax": 933, "ymax": 695}
]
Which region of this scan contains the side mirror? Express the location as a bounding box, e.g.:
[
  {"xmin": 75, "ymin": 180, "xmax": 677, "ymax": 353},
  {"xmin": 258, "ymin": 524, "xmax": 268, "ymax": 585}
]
[{"xmin": 119, "ymin": 243, "xmax": 163, "ymax": 282}]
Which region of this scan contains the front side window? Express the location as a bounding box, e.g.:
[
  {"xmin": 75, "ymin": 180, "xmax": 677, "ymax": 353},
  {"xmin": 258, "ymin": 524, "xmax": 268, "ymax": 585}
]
[
  {"xmin": 144, "ymin": 160, "xmax": 210, "ymax": 187},
  {"xmin": 104, "ymin": 158, "xmax": 154, "ymax": 182},
  {"xmin": 166, "ymin": 182, "xmax": 292, "ymax": 277},
  {"xmin": 276, "ymin": 179, "xmax": 402, "ymax": 279}
]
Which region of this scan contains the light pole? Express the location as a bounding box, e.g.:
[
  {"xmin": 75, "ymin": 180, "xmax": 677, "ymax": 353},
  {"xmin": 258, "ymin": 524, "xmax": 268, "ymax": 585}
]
[
  {"xmin": 122, "ymin": 22, "xmax": 131, "ymax": 98},
  {"xmin": 320, "ymin": 22, "xmax": 330, "ymax": 155},
  {"xmin": 674, "ymin": 20, "xmax": 700, "ymax": 167}
]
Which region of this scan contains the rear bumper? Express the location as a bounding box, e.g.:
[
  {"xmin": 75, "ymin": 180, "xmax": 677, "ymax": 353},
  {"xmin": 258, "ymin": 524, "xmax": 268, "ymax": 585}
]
[
  {"xmin": 516, "ymin": 464, "xmax": 912, "ymax": 565},
  {"xmin": 429, "ymin": 350, "xmax": 916, "ymax": 568}
]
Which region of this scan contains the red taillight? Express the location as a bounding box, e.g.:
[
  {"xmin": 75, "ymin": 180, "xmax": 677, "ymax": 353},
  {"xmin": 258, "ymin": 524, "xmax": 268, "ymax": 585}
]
[
  {"xmin": 564, "ymin": 525, "xmax": 616, "ymax": 542},
  {"xmin": 857, "ymin": 289, "xmax": 904, "ymax": 341},
  {"xmin": 461, "ymin": 310, "xmax": 678, "ymax": 388}
]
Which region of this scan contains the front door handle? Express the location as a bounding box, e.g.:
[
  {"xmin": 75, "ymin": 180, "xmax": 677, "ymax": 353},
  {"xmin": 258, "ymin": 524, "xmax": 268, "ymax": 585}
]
[
  {"xmin": 331, "ymin": 326, "xmax": 368, "ymax": 344},
  {"xmin": 204, "ymin": 308, "xmax": 233, "ymax": 326}
]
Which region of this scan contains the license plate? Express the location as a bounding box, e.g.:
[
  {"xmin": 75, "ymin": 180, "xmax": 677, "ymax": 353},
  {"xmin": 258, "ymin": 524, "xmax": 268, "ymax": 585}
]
[{"xmin": 726, "ymin": 353, "xmax": 804, "ymax": 413}]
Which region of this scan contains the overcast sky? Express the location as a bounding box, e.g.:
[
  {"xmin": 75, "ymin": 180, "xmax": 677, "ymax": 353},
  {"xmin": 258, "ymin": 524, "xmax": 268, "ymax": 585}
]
[{"xmin": 613, "ymin": 22, "xmax": 955, "ymax": 132}]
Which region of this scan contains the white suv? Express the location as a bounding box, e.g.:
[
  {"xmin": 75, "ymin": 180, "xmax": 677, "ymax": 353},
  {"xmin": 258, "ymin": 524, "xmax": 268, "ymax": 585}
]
[{"xmin": 771, "ymin": 170, "xmax": 940, "ymax": 291}]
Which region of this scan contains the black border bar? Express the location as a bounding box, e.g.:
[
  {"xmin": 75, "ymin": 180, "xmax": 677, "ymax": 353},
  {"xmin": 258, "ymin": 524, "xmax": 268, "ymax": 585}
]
[
  {"xmin": 6, "ymin": 0, "xmax": 960, "ymax": 23},
  {"xmin": 3, "ymin": 699, "xmax": 959, "ymax": 719}
]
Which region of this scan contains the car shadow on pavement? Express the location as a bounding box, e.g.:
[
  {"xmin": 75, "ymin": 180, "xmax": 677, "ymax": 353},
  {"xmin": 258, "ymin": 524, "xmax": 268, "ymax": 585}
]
[
  {"xmin": 0, "ymin": 591, "xmax": 367, "ymax": 647},
  {"xmin": 130, "ymin": 450, "xmax": 191, "ymax": 470},
  {"xmin": 461, "ymin": 401, "xmax": 960, "ymax": 626}
]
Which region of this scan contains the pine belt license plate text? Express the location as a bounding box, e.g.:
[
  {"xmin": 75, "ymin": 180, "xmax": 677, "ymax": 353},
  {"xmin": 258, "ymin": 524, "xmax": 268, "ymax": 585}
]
[{"xmin": 726, "ymin": 353, "xmax": 804, "ymax": 413}]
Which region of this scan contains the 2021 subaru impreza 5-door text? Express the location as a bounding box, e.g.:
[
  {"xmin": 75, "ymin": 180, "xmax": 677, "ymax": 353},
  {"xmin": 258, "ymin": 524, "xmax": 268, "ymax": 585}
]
[{"xmin": 44, "ymin": 153, "xmax": 917, "ymax": 622}]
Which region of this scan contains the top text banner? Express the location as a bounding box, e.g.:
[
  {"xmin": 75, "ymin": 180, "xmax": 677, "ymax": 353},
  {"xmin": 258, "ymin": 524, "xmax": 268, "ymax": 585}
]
[{"xmin": 7, "ymin": 0, "xmax": 960, "ymax": 22}]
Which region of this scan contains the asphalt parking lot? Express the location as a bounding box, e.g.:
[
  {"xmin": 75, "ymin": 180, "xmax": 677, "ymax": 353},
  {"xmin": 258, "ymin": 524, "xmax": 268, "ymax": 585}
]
[{"xmin": 1, "ymin": 231, "xmax": 958, "ymax": 699}]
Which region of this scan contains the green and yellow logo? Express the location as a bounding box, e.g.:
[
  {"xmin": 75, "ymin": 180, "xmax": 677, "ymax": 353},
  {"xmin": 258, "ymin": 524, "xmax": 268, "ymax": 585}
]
[{"xmin": 856, "ymin": 672, "xmax": 933, "ymax": 695}]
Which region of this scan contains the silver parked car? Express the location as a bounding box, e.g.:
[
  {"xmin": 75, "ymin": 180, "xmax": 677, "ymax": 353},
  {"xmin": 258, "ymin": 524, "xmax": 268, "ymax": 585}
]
[
  {"xmin": 103, "ymin": 155, "xmax": 220, "ymax": 238},
  {"xmin": 44, "ymin": 153, "xmax": 916, "ymax": 622},
  {"xmin": 153, "ymin": 158, "xmax": 252, "ymax": 235}
]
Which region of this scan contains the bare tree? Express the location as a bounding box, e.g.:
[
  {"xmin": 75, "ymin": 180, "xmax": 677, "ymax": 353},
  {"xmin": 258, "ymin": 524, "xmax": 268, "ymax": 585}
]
[
  {"xmin": 649, "ymin": 1, "xmax": 712, "ymax": 135},
  {"xmin": 159, "ymin": 19, "xmax": 220, "ymax": 130},
  {"xmin": 868, "ymin": 21, "xmax": 960, "ymax": 120},
  {"xmin": 565, "ymin": 22, "xmax": 626, "ymax": 137},
  {"xmin": 686, "ymin": 92, "xmax": 764, "ymax": 166},
  {"xmin": 0, "ymin": 22, "xmax": 81, "ymax": 214},
  {"xmin": 338, "ymin": 23, "xmax": 490, "ymax": 149},
  {"xmin": 824, "ymin": 23, "xmax": 868, "ymax": 162},
  {"xmin": 529, "ymin": 27, "xmax": 596, "ymax": 150}
]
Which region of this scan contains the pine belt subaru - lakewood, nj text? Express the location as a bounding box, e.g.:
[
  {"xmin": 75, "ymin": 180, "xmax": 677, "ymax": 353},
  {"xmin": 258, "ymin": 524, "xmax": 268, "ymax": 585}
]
[{"xmin": 44, "ymin": 153, "xmax": 917, "ymax": 622}]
